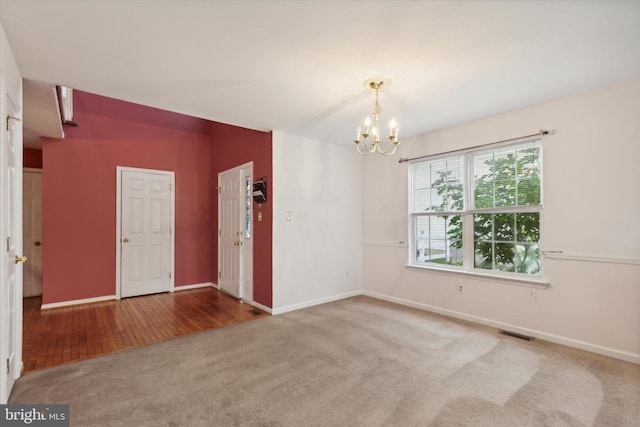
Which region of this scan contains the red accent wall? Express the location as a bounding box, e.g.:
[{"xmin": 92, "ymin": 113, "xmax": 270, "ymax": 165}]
[
  {"xmin": 42, "ymin": 91, "xmax": 213, "ymax": 304},
  {"xmin": 42, "ymin": 91, "xmax": 273, "ymax": 308},
  {"xmin": 23, "ymin": 148, "xmax": 43, "ymax": 169},
  {"xmin": 211, "ymin": 124, "xmax": 273, "ymax": 308}
]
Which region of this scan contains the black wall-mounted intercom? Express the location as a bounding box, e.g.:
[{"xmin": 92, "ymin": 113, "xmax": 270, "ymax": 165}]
[{"xmin": 253, "ymin": 179, "xmax": 267, "ymax": 204}]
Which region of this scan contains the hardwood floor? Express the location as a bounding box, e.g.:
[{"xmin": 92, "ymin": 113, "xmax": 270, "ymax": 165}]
[{"xmin": 22, "ymin": 287, "xmax": 269, "ymax": 373}]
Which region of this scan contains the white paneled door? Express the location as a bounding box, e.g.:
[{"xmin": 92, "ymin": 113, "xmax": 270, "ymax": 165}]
[
  {"xmin": 218, "ymin": 163, "xmax": 253, "ymax": 301},
  {"xmin": 1, "ymin": 93, "xmax": 23, "ymax": 403},
  {"xmin": 22, "ymin": 170, "xmax": 42, "ymax": 297},
  {"xmin": 119, "ymin": 168, "xmax": 173, "ymax": 298},
  {"xmin": 219, "ymin": 168, "xmax": 241, "ymax": 298}
]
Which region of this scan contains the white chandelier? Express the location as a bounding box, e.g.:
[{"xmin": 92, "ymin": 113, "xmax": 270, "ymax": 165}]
[{"xmin": 354, "ymin": 78, "xmax": 399, "ymax": 156}]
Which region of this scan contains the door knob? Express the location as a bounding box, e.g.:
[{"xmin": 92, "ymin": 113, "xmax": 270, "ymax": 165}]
[
  {"xmin": 15, "ymin": 255, "xmax": 27, "ymax": 264},
  {"xmin": 34, "ymin": 241, "xmax": 41, "ymax": 246},
  {"xmin": 123, "ymin": 238, "xmax": 129, "ymax": 243}
]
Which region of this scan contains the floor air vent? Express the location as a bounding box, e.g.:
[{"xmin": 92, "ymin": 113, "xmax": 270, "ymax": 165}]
[{"xmin": 500, "ymin": 330, "xmax": 534, "ymax": 341}]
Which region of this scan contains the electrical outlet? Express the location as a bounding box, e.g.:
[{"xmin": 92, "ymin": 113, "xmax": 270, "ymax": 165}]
[{"xmin": 457, "ymin": 284, "xmax": 464, "ymax": 294}]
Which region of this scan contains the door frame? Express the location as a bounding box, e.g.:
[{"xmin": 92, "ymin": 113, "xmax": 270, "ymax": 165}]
[
  {"xmin": 217, "ymin": 161, "xmax": 254, "ymax": 302},
  {"xmin": 115, "ymin": 166, "xmax": 175, "ymax": 300}
]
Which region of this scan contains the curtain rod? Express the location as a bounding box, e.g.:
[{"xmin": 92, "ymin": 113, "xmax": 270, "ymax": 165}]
[{"xmin": 398, "ymin": 129, "xmax": 549, "ymax": 164}]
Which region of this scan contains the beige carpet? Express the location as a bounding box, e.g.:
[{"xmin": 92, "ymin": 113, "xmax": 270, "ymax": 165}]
[{"xmin": 10, "ymin": 296, "xmax": 640, "ymax": 426}]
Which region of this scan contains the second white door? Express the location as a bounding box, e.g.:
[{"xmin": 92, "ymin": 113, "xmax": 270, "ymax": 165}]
[
  {"xmin": 120, "ymin": 168, "xmax": 173, "ymax": 298},
  {"xmin": 218, "ymin": 163, "xmax": 253, "ymax": 301},
  {"xmin": 218, "ymin": 168, "xmax": 242, "ymax": 298},
  {"xmin": 23, "ymin": 170, "xmax": 42, "ymax": 297}
]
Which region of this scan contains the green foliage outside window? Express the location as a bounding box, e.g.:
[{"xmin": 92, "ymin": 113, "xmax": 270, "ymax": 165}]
[
  {"xmin": 425, "ymin": 145, "xmax": 541, "ymax": 274},
  {"xmin": 427, "ymin": 169, "xmax": 463, "ymax": 263}
]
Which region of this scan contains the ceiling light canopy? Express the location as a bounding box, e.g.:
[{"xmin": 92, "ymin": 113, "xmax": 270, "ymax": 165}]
[{"xmin": 354, "ymin": 77, "xmax": 399, "ymax": 156}]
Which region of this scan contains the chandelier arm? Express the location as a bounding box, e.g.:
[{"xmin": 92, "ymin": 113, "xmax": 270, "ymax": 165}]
[
  {"xmin": 356, "ymin": 143, "xmax": 373, "ymax": 155},
  {"xmin": 356, "ymin": 138, "xmax": 377, "ymax": 155},
  {"xmin": 362, "ymin": 137, "xmax": 377, "ymax": 154},
  {"xmin": 378, "ymin": 142, "xmax": 398, "ymax": 156},
  {"xmin": 375, "ymin": 139, "xmax": 395, "ymax": 155}
]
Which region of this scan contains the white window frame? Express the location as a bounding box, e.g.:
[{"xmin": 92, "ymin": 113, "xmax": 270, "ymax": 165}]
[{"xmin": 408, "ymin": 139, "xmax": 547, "ymax": 286}]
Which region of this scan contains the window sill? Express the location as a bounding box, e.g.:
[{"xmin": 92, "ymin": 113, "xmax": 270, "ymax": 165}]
[{"xmin": 405, "ymin": 263, "xmax": 550, "ymax": 289}]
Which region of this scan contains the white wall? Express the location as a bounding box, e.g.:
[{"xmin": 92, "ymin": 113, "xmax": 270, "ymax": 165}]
[
  {"xmin": 272, "ymin": 131, "xmax": 362, "ymax": 313},
  {"xmin": 0, "ymin": 23, "xmax": 21, "ymax": 100},
  {"xmin": 362, "ymin": 77, "xmax": 640, "ymax": 363}
]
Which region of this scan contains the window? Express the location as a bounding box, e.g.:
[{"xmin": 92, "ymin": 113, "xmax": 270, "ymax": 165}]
[
  {"xmin": 245, "ymin": 175, "xmax": 252, "ymax": 239},
  {"xmin": 410, "ymin": 139, "xmax": 542, "ymax": 277}
]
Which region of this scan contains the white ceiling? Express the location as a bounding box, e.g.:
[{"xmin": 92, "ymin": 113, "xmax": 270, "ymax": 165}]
[{"xmin": 1, "ymin": 0, "xmax": 640, "ymax": 147}]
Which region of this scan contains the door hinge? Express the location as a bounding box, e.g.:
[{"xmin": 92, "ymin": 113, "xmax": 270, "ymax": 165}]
[
  {"xmin": 169, "ymin": 272, "xmax": 172, "ymax": 279},
  {"xmin": 218, "ymin": 271, "xmax": 221, "ymax": 278},
  {"xmin": 6, "ymin": 236, "xmax": 11, "ymax": 252},
  {"xmin": 6, "ymin": 358, "xmax": 9, "ymax": 374}
]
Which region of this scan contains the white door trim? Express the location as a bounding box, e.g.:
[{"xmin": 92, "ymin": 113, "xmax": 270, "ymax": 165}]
[
  {"xmin": 217, "ymin": 161, "xmax": 253, "ymax": 301},
  {"xmin": 115, "ymin": 166, "xmax": 175, "ymax": 300}
]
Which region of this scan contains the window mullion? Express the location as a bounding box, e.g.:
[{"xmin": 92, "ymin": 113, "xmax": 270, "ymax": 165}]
[
  {"xmin": 468, "ymin": 205, "xmax": 541, "ymax": 215},
  {"xmin": 491, "ymin": 216, "xmax": 496, "ymax": 270},
  {"xmin": 462, "ymin": 152, "xmax": 473, "ymax": 270},
  {"xmin": 462, "ymin": 213, "xmax": 473, "ymax": 270}
]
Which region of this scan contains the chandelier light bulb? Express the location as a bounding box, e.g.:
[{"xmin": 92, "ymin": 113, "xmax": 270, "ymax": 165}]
[{"xmin": 389, "ymin": 118, "xmax": 397, "ymax": 138}]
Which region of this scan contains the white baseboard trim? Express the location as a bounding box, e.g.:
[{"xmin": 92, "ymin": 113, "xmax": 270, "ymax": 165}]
[
  {"xmin": 41, "ymin": 295, "xmax": 116, "ymax": 310},
  {"xmin": 251, "ymin": 301, "xmax": 273, "ymax": 314},
  {"xmin": 363, "ymin": 290, "xmax": 640, "ymax": 365},
  {"xmin": 174, "ymin": 282, "xmax": 215, "ymax": 291},
  {"xmin": 41, "ymin": 283, "xmax": 215, "ymax": 308},
  {"xmin": 272, "ymin": 290, "xmax": 362, "ymax": 315}
]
